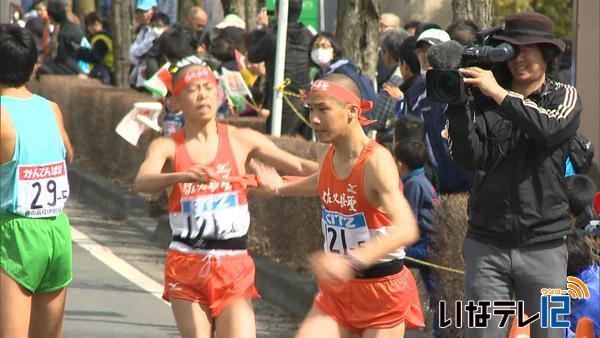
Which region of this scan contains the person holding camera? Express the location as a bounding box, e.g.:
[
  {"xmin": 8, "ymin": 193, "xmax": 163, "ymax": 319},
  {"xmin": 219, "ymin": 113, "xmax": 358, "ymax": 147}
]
[{"xmin": 446, "ymin": 12, "xmax": 582, "ymax": 338}]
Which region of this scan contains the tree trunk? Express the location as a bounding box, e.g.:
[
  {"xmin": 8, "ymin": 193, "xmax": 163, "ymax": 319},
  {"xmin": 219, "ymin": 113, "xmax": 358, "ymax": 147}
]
[
  {"xmin": 72, "ymin": 0, "xmax": 95, "ymax": 23},
  {"xmin": 110, "ymin": 0, "xmax": 132, "ymax": 87},
  {"xmin": 244, "ymin": 0, "xmax": 257, "ymax": 31},
  {"xmin": 335, "ymin": 0, "xmax": 380, "ymax": 79},
  {"xmin": 220, "ymin": 0, "xmax": 256, "ymax": 30},
  {"xmin": 178, "ymin": 0, "xmax": 203, "ymax": 24},
  {"xmin": 452, "ymin": 0, "xmax": 493, "ymax": 30}
]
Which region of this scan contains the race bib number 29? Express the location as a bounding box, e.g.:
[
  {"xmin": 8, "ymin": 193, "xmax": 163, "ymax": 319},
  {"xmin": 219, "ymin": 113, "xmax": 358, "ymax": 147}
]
[{"xmin": 16, "ymin": 161, "xmax": 69, "ymax": 218}]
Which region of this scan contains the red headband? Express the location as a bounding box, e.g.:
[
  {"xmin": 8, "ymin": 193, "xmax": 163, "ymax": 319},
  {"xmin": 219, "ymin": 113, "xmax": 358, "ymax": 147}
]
[
  {"xmin": 310, "ymin": 79, "xmax": 375, "ymax": 126},
  {"xmin": 173, "ymin": 66, "xmax": 218, "ymax": 96}
]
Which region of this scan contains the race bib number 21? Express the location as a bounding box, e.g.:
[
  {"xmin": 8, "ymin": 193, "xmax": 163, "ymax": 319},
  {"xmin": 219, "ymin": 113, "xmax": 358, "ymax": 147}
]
[
  {"xmin": 322, "ymin": 208, "xmax": 370, "ymax": 255},
  {"xmin": 16, "ymin": 161, "xmax": 69, "ymax": 218}
]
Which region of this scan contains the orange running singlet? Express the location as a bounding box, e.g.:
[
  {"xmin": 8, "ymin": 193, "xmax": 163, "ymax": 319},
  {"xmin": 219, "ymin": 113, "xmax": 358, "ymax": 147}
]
[
  {"xmin": 167, "ymin": 123, "xmax": 250, "ymax": 249},
  {"xmin": 317, "ymin": 141, "xmax": 405, "ymax": 262}
]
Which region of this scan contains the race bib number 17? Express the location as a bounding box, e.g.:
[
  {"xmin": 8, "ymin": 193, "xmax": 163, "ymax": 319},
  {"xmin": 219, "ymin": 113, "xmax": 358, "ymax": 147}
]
[{"xmin": 16, "ymin": 161, "xmax": 69, "ymax": 218}]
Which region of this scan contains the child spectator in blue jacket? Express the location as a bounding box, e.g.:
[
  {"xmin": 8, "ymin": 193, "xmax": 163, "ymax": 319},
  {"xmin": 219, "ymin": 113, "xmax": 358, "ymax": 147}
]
[{"xmin": 394, "ymin": 138, "xmax": 439, "ymax": 293}]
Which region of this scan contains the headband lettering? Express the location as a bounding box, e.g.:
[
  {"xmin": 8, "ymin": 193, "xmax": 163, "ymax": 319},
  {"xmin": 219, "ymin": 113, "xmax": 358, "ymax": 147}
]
[
  {"xmin": 172, "ymin": 66, "xmax": 218, "ymax": 96},
  {"xmin": 310, "ymin": 80, "xmax": 375, "ymax": 126}
]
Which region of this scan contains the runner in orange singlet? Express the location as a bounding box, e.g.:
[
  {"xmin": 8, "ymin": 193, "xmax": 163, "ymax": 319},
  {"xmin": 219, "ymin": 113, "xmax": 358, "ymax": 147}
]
[
  {"xmin": 257, "ymin": 73, "xmax": 425, "ymax": 338},
  {"xmin": 133, "ymin": 63, "xmax": 318, "ymax": 338}
]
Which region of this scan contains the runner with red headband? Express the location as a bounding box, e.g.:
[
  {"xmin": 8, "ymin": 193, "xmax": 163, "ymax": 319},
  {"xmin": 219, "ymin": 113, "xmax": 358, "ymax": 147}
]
[
  {"xmin": 133, "ymin": 63, "xmax": 318, "ymax": 338},
  {"xmin": 256, "ymin": 72, "xmax": 425, "ymax": 338}
]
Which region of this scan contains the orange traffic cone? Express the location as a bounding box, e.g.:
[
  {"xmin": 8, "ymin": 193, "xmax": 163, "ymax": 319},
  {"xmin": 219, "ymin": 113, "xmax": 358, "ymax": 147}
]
[
  {"xmin": 575, "ymin": 316, "xmax": 595, "ymax": 338},
  {"xmin": 509, "ymin": 315, "xmax": 531, "ymax": 338}
]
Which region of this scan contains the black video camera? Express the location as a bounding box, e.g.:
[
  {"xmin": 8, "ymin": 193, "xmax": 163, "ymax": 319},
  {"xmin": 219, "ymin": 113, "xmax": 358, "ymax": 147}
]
[{"xmin": 426, "ymin": 28, "xmax": 516, "ymax": 104}]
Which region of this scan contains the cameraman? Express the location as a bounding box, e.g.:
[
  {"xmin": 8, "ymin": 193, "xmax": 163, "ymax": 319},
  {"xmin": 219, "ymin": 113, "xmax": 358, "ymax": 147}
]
[{"xmin": 446, "ymin": 12, "xmax": 582, "ymax": 338}]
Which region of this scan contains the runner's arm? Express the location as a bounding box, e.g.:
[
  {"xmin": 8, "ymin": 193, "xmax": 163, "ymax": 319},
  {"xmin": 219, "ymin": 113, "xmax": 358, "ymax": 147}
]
[
  {"xmin": 245, "ymin": 128, "xmax": 319, "ymax": 175},
  {"xmin": 254, "ymin": 160, "xmax": 319, "ymax": 197},
  {"xmin": 278, "ymin": 171, "xmax": 319, "ymax": 196},
  {"xmin": 133, "ymin": 137, "xmax": 182, "ymax": 193},
  {"xmin": 50, "ymin": 102, "xmax": 74, "ymax": 165},
  {"xmin": 349, "ymin": 149, "xmax": 419, "ymax": 267}
]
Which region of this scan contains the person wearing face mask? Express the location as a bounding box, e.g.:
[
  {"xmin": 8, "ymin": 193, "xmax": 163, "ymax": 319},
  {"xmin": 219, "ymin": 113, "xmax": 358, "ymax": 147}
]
[
  {"xmin": 140, "ymin": 12, "xmax": 171, "ymax": 81},
  {"xmin": 310, "ymin": 32, "xmax": 377, "ymax": 105},
  {"xmin": 150, "ymin": 12, "xmax": 170, "ymax": 37},
  {"xmin": 128, "ymin": 0, "xmax": 157, "ymax": 89}
]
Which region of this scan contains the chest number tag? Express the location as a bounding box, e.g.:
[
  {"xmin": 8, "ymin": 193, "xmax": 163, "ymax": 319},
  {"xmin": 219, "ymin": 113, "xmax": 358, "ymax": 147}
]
[
  {"xmin": 321, "ymin": 208, "xmax": 370, "ymax": 255},
  {"xmin": 181, "ymin": 191, "xmax": 247, "ymax": 240},
  {"xmin": 16, "ymin": 161, "xmax": 69, "ymax": 218}
]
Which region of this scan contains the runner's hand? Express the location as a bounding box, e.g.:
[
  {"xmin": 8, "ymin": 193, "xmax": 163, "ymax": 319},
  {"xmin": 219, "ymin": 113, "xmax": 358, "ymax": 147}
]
[
  {"xmin": 308, "ymin": 252, "xmax": 354, "ymax": 283},
  {"xmin": 251, "ymin": 160, "xmax": 283, "ymax": 195},
  {"xmin": 179, "ymin": 164, "xmax": 221, "ymax": 183}
]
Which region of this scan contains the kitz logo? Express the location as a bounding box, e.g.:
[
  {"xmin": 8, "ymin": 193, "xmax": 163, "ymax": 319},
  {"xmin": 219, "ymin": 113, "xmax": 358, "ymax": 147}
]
[{"xmin": 439, "ymin": 276, "xmax": 590, "ymax": 329}]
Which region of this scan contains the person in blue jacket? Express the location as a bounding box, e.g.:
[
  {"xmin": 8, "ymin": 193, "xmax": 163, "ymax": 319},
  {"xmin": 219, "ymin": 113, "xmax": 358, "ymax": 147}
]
[
  {"xmin": 565, "ymin": 229, "xmax": 599, "ymax": 338},
  {"xmin": 394, "ymin": 137, "xmax": 439, "ymax": 294}
]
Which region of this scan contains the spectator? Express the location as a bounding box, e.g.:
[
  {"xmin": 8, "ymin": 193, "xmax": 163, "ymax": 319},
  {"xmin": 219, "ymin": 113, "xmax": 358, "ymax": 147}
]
[
  {"xmin": 150, "ymin": 11, "xmax": 170, "ymax": 36},
  {"xmin": 140, "ymin": 11, "xmax": 170, "ymax": 79},
  {"xmin": 247, "ymin": 0, "xmax": 312, "ymax": 139},
  {"xmin": 446, "ymin": 19, "xmax": 480, "ymax": 46},
  {"xmin": 214, "ymin": 13, "xmax": 246, "ymax": 30},
  {"xmin": 75, "ymin": 11, "xmax": 113, "ymax": 84},
  {"xmin": 37, "ymin": 0, "xmax": 84, "ymax": 76},
  {"xmin": 396, "ymin": 36, "xmax": 423, "ymax": 116},
  {"xmin": 566, "ymin": 175, "xmax": 598, "ymax": 229},
  {"xmin": 394, "ymin": 137, "xmax": 439, "ymax": 295},
  {"xmin": 565, "ymin": 229, "xmax": 599, "ymax": 338},
  {"xmin": 414, "ymin": 22, "xmax": 442, "ymax": 39},
  {"xmin": 244, "ymin": 60, "xmax": 269, "ymax": 117},
  {"xmin": 553, "ymin": 38, "xmax": 572, "ymax": 84},
  {"xmin": 446, "ymin": 12, "xmax": 582, "ymax": 337},
  {"xmin": 129, "ymin": 0, "xmax": 156, "ymax": 89},
  {"xmin": 159, "ymin": 28, "xmax": 198, "ymax": 63},
  {"xmin": 183, "ymin": 6, "xmax": 207, "ymax": 43},
  {"xmin": 364, "ymin": 28, "xmax": 408, "ymax": 150},
  {"xmin": 24, "ymin": 0, "xmax": 52, "ymax": 61},
  {"xmin": 379, "ymin": 13, "xmax": 401, "ymax": 33},
  {"xmin": 309, "ymin": 32, "xmax": 376, "ymax": 102},
  {"xmin": 404, "ymin": 20, "xmax": 421, "ymax": 36},
  {"xmin": 394, "ymin": 111, "xmax": 444, "ymax": 207},
  {"xmin": 394, "ymin": 114, "xmax": 425, "ymax": 145},
  {"xmin": 25, "ymin": 13, "xmax": 45, "ymax": 54},
  {"xmin": 210, "ymin": 26, "xmax": 246, "ymax": 71},
  {"xmin": 414, "ymin": 28, "xmax": 473, "ymax": 193},
  {"xmin": 376, "ymin": 13, "xmax": 401, "ymax": 90},
  {"xmin": 416, "ymin": 28, "xmax": 449, "ymax": 73}
]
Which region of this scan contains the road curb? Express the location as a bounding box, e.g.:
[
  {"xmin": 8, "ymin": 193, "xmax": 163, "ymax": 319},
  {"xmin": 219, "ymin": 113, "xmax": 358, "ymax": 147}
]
[{"xmin": 68, "ymin": 167, "xmax": 316, "ymax": 317}]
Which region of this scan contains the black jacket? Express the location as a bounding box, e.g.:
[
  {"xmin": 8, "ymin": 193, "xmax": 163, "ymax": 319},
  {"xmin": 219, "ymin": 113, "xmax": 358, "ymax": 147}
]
[
  {"xmin": 247, "ymin": 21, "xmax": 312, "ymax": 109},
  {"xmin": 55, "ymin": 20, "xmax": 85, "ymax": 74},
  {"xmin": 447, "ymin": 80, "xmax": 582, "ymax": 248}
]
